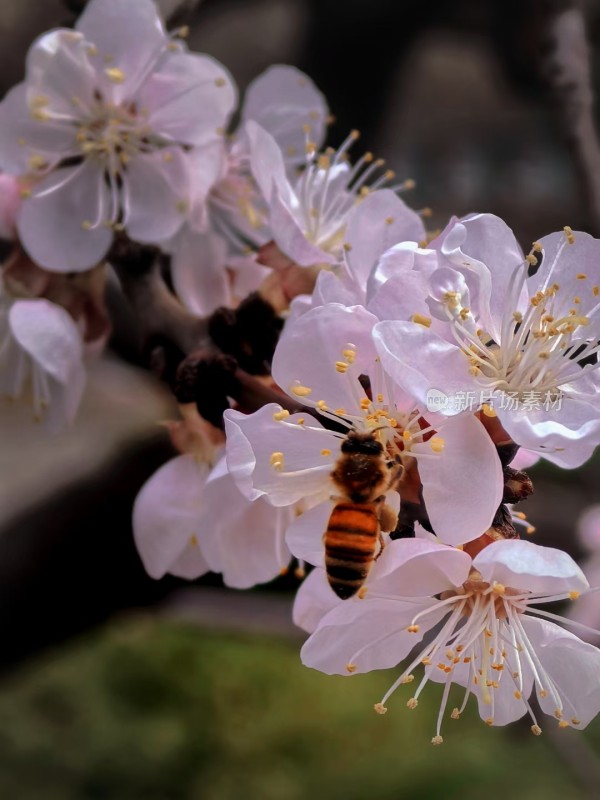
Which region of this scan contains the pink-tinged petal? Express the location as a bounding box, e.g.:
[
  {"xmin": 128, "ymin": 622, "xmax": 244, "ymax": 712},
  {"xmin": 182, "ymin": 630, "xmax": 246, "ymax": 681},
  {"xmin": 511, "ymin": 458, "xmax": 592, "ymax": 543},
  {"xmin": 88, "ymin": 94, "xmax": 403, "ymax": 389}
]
[
  {"xmin": 371, "ymin": 538, "xmax": 472, "ymax": 596},
  {"xmin": 270, "ymin": 184, "xmax": 336, "ymax": 266},
  {"xmin": 272, "ymin": 303, "xmax": 379, "ymax": 412},
  {"xmin": 367, "ymin": 270, "xmax": 430, "ymax": 322},
  {"xmin": 286, "ymin": 499, "xmax": 334, "ymax": 567},
  {"xmin": 510, "ymin": 449, "xmax": 540, "ymax": 471},
  {"xmin": 414, "ymin": 414, "xmax": 503, "ymax": 546},
  {"xmin": 133, "ymin": 454, "xmax": 212, "ymax": 580},
  {"xmin": 170, "ymin": 229, "xmax": 230, "ymax": 316},
  {"xmin": 140, "ymin": 53, "xmax": 237, "ymax": 146},
  {"xmin": 474, "ymin": 540, "xmax": 588, "ymax": 595},
  {"xmin": 198, "ymin": 456, "xmax": 292, "ymax": 588},
  {"xmin": 496, "ymin": 398, "xmax": 600, "ymax": 469},
  {"xmin": 123, "ymin": 149, "xmax": 190, "ymax": 243},
  {"xmin": 169, "ymin": 543, "xmax": 213, "ymax": 581},
  {"xmin": 301, "ymin": 596, "xmax": 443, "ymax": 675},
  {"xmin": 373, "ymin": 320, "xmax": 475, "ymax": 415},
  {"xmin": 224, "ymin": 405, "xmax": 337, "ymax": 506},
  {"xmin": 367, "ymin": 242, "xmax": 439, "ymax": 300},
  {"xmin": 532, "ymin": 231, "xmax": 600, "ymax": 319},
  {"xmin": 523, "ymin": 615, "xmax": 600, "ymax": 728},
  {"xmin": 9, "ymin": 299, "xmax": 82, "ymax": 383},
  {"xmin": 345, "ymin": 190, "xmax": 425, "ymax": 292},
  {"xmin": 0, "ymin": 84, "xmax": 77, "ymax": 175},
  {"xmin": 311, "ymin": 267, "xmax": 364, "ymax": 309},
  {"xmin": 186, "ymin": 141, "xmax": 228, "ymax": 230},
  {"xmin": 439, "ymin": 213, "xmax": 525, "ymax": 341},
  {"xmin": 26, "ymin": 29, "xmax": 96, "ymax": 116},
  {"xmin": 245, "ymin": 120, "xmax": 295, "ymax": 208},
  {"xmin": 578, "ymin": 507, "xmax": 600, "ymax": 553},
  {"xmin": 293, "ymin": 568, "xmax": 341, "ymax": 633},
  {"xmin": 242, "ymin": 65, "xmax": 328, "ymax": 164},
  {"xmin": 567, "ymin": 557, "xmax": 600, "ymax": 641},
  {"xmin": 76, "ymin": 0, "xmax": 166, "ymax": 102},
  {"xmin": 17, "ymin": 161, "xmax": 112, "ymax": 272}
]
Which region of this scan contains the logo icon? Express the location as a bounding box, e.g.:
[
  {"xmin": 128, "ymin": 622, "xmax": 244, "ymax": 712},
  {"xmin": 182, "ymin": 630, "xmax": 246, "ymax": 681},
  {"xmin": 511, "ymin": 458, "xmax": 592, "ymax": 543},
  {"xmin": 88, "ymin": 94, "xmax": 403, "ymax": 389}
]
[{"xmin": 426, "ymin": 389, "xmax": 450, "ymax": 412}]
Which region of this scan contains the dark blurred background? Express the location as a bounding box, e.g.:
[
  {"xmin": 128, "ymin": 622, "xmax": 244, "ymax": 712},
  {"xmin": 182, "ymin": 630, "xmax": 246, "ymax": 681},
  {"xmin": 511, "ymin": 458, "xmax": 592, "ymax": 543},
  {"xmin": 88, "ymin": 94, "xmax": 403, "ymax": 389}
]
[{"xmin": 2, "ymin": 0, "xmax": 600, "ymax": 797}]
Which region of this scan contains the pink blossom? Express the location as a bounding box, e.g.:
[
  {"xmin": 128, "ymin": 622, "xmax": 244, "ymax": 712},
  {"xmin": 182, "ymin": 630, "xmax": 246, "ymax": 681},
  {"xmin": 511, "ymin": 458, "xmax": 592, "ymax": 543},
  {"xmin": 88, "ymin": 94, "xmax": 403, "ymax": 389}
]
[
  {"xmin": 0, "ymin": 0, "xmax": 236, "ymax": 272},
  {"xmin": 373, "ymin": 215, "xmax": 600, "ymax": 467},
  {"xmin": 298, "ymin": 538, "xmax": 600, "ymax": 742}
]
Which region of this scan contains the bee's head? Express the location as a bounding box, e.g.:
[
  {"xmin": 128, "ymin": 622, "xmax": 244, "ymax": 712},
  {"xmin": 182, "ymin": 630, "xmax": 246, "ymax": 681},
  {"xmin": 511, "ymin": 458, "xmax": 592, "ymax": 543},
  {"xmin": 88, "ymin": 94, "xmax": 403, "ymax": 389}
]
[{"xmin": 341, "ymin": 432, "xmax": 383, "ymax": 456}]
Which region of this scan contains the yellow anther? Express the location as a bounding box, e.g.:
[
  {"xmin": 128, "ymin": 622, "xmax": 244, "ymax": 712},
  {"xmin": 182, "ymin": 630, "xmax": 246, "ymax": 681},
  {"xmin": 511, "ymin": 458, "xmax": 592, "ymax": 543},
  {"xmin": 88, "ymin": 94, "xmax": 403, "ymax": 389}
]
[
  {"xmin": 294, "ymin": 566, "xmax": 306, "ymax": 579},
  {"xmin": 407, "ymin": 624, "xmax": 420, "ymax": 633},
  {"xmin": 531, "ymin": 725, "xmax": 542, "ymax": 736},
  {"xmin": 30, "ymin": 109, "xmax": 49, "ymax": 122},
  {"xmin": 402, "ymin": 430, "xmax": 412, "ymax": 442},
  {"xmin": 420, "ymin": 207, "xmax": 432, "ymax": 218},
  {"xmin": 342, "ymin": 348, "xmax": 356, "ymax": 363},
  {"xmin": 572, "ymin": 718, "xmax": 581, "ymax": 725},
  {"xmin": 346, "ymin": 663, "xmax": 357, "ymax": 673},
  {"xmin": 350, "ymin": 129, "xmax": 360, "ymax": 140},
  {"xmin": 573, "ymin": 296, "xmax": 581, "ymax": 304},
  {"xmin": 411, "ymin": 313, "xmax": 432, "ymax": 328},
  {"xmin": 532, "ymin": 241, "xmax": 543, "ymax": 252},
  {"xmin": 485, "ymin": 718, "xmax": 494, "ymax": 726},
  {"xmin": 554, "ymin": 709, "xmax": 563, "ymax": 719},
  {"xmin": 577, "ymin": 273, "xmax": 587, "ymax": 280},
  {"xmin": 406, "ymin": 698, "xmax": 418, "ymax": 709},
  {"xmin": 357, "ymin": 586, "xmax": 368, "ymax": 599},
  {"xmin": 526, "ymin": 254, "xmax": 538, "ymax": 266},
  {"xmin": 514, "ymin": 690, "xmax": 522, "ymax": 700},
  {"xmin": 163, "ymin": 152, "xmax": 174, "ymax": 162},
  {"xmin": 296, "ymin": 418, "xmax": 305, "ymax": 425},
  {"xmin": 316, "ymin": 400, "xmax": 328, "ymax": 410},
  {"xmin": 451, "ymin": 708, "xmax": 460, "ymax": 720},
  {"xmin": 492, "ymin": 582, "xmax": 506, "ymax": 595},
  {"xmin": 558, "ymin": 720, "xmax": 570, "ymax": 729},
  {"xmin": 320, "ymin": 449, "xmax": 332, "ymax": 456},
  {"xmin": 569, "ymin": 591, "xmax": 580, "ymax": 600},
  {"xmin": 431, "ymin": 736, "xmax": 443, "ymax": 746},
  {"xmin": 429, "ymin": 436, "xmax": 445, "ymax": 453},
  {"xmin": 270, "ymin": 452, "xmax": 284, "ymax": 470},
  {"xmin": 105, "ymin": 67, "xmax": 126, "ymax": 84},
  {"xmin": 335, "ymin": 361, "xmax": 349, "ymax": 373},
  {"xmin": 359, "ymin": 187, "xmax": 370, "ymax": 197},
  {"xmin": 27, "ymin": 154, "xmax": 46, "ymax": 170},
  {"xmin": 81, "ymin": 220, "xmax": 92, "ymax": 230},
  {"xmin": 482, "ymin": 403, "xmax": 497, "ymax": 418},
  {"xmin": 526, "ymin": 526, "xmax": 536, "ymax": 535},
  {"xmin": 214, "ymin": 77, "xmax": 227, "ymax": 87},
  {"xmin": 189, "ymin": 534, "xmax": 198, "ymax": 547},
  {"xmin": 291, "ymin": 384, "xmax": 312, "ymax": 397},
  {"xmin": 177, "ymin": 25, "xmax": 190, "ymax": 37},
  {"xmin": 400, "ymin": 674, "xmax": 415, "ymax": 684},
  {"xmin": 317, "ymin": 154, "xmax": 330, "ymax": 169},
  {"xmin": 360, "ymin": 398, "xmax": 371, "ymax": 410},
  {"xmin": 376, "ymin": 393, "xmax": 384, "ymax": 403},
  {"xmin": 459, "ymin": 307, "xmax": 470, "ymax": 320},
  {"xmin": 403, "ymin": 179, "xmax": 416, "ymax": 190},
  {"xmin": 563, "ymin": 225, "xmax": 575, "ymax": 244},
  {"xmin": 374, "ymin": 703, "xmax": 387, "ymax": 715},
  {"xmin": 342, "ymin": 242, "xmax": 352, "ymax": 252},
  {"xmin": 334, "ymin": 408, "xmax": 346, "ymax": 415},
  {"xmin": 384, "ymin": 169, "xmax": 395, "ymax": 180},
  {"xmin": 421, "ymin": 657, "xmax": 432, "ymax": 665},
  {"xmin": 593, "ymin": 286, "xmax": 600, "ymax": 297},
  {"xmin": 279, "ymin": 566, "xmax": 289, "ymax": 576},
  {"xmin": 385, "ymin": 216, "xmax": 394, "ymax": 225},
  {"xmin": 273, "ymin": 409, "xmax": 290, "ymax": 421}
]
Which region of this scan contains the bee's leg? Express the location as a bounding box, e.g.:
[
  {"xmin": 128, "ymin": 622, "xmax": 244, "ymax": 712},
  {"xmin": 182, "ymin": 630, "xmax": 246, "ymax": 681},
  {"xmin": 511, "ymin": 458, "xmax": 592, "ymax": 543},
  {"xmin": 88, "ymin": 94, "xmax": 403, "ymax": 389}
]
[{"xmin": 375, "ymin": 531, "xmax": 386, "ymax": 560}]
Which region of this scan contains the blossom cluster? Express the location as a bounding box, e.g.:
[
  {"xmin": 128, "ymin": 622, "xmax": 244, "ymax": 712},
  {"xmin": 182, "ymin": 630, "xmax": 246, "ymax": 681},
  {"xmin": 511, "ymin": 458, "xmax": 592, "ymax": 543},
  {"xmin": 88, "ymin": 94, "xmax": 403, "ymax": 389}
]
[{"xmin": 2, "ymin": 0, "xmax": 600, "ymax": 745}]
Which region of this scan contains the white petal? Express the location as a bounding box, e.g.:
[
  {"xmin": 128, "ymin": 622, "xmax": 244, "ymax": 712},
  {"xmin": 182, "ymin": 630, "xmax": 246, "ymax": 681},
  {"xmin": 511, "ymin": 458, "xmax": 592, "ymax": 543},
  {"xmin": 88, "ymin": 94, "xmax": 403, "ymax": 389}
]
[
  {"xmin": 270, "ymin": 184, "xmax": 336, "ymax": 266},
  {"xmin": 17, "ymin": 161, "xmax": 112, "ymax": 271},
  {"xmin": 133, "ymin": 454, "xmax": 212, "ymax": 580},
  {"xmin": 140, "ymin": 53, "xmax": 237, "ymax": 146},
  {"xmin": 9, "ymin": 299, "xmax": 82, "ymax": 383},
  {"xmin": 124, "ymin": 149, "xmax": 190, "ymax": 243},
  {"xmin": 371, "ymin": 538, "xmax": 472, "ymax": 596},
  {"xmin": 474, "ymin": 539, "xmax": 588, "ymax": 595},
  {"xmin": 345, "ymin": 190, "xmax": 425, "ymax": 292},
  {"xmin": 76, "ymin": 0, "xmax": 167, "ymax": 102},
  {"xmin": 242, "ymin": 65, "xmax": 328, "ymax": 164},
  {"xmin": 415, "ymin": 414, "xmax": 503, "ymax": 546},
  {"xmin": 293, "ymin": 568, "xmax": 341, "ymax": 633},
  {"xmin": 170, "ymin": 228, "xmax": 230, "ymax": 315},
  {"xmin": 286, "ymin": 499, "xmax": 333, "ymax": 566},
  {"xmin": 224, "ymin": 405, "xmax": 337, "ymax": 506},
  {"xmin": 523, "ymin": 615, "xmax": 600, "ymax": 728},
  {"xmin": 272, "ymin": 303, "xmax": 379, "ymax": 413}
]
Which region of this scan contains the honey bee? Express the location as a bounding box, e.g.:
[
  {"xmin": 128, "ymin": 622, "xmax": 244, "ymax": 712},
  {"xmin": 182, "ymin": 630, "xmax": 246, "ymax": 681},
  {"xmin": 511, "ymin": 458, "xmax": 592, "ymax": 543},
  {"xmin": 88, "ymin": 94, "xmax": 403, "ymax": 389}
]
[{"xmin": 324, "ymin": 431, "xmax": 402, "ymax": 599}]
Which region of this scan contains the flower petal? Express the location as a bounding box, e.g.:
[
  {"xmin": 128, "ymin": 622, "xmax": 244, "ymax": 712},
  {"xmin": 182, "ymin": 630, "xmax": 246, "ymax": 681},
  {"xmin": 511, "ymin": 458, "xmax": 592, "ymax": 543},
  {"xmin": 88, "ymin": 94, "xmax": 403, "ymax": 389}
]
[
  {"xmin": 293, "ymin": 567, "xmax": 341, "ymax": 633},
  {"xmin": 474, "ymin": 539, "xmax": 588, "ymax": 596},
  {"xmin": 17, "ymin": 161, "xmax": 112, "ymax": 271},
  {"xmin": 371, "ymin": 538, "xmax": 472, "ymax": 596}
]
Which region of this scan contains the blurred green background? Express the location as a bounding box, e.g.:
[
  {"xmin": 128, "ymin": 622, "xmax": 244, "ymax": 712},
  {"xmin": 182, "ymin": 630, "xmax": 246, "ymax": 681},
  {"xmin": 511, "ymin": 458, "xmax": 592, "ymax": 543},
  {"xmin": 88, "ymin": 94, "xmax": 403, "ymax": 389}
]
[{"xmin": 0, "ymin": 613, "xmax": 593, "ymax": 800}]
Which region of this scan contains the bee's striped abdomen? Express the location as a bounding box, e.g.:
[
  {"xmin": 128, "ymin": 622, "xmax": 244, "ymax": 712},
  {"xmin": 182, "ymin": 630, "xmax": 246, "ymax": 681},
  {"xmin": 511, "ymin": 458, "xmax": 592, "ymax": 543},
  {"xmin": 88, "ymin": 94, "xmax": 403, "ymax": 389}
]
[{"xmin": 324, "ymin": 502, "xmax": 380, "ymax": 599}]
